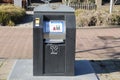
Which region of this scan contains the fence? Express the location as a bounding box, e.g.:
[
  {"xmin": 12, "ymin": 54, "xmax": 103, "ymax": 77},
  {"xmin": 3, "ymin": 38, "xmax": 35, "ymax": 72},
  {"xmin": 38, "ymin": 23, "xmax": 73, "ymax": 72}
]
[{"xmin": 69, "ymin": 3, "xmax": 97, "ymax": 10}]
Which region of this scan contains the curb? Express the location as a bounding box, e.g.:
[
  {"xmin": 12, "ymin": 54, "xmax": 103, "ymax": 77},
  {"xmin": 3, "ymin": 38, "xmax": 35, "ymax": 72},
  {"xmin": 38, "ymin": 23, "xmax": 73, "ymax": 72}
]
[{"xmin": 76, "ymin": 25, "xmax": 120, "ymax": 29}]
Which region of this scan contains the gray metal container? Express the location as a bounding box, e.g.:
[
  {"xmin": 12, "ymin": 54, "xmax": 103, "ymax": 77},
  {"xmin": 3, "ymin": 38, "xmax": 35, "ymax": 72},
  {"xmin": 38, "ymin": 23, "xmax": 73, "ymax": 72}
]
[{"xmin": 33, "ymin": 3, "xmax": 76, "ymax": 76}]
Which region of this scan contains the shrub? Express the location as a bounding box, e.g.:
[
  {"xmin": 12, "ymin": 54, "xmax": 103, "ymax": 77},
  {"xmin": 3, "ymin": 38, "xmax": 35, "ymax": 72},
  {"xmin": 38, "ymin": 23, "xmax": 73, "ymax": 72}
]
[
  {"xmin": 88, "ymin": 16, "xmax": 97, "ymax": 26},
  {"xmin": 76, "ymin": 10, "xmax": 91, "ymax": 27},
  {"xmin": 0, "ymin": 4, "xmax": 25, "ymax": 26},
  {"xmin": 7, "ymin": 20, "xmax": 15, "ymax": 26},
  {"xmin": 76, "ymin": 9, "xmax": 120, "ymax": 27},
  {"xmin": 92, "ymin": 10, "xmax": 108, "ymax": 26},
  {"xmin": 0, "ymin": 11, "xmax": 10, "ymax": 26},
  {"xmin": 108, "ymin": 13, "xmax": 120, "ymax": 25}
]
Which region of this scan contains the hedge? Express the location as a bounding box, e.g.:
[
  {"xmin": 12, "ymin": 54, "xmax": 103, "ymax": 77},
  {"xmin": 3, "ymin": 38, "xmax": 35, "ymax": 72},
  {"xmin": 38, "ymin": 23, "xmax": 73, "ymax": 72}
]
[
  {"xmin": 76, "ymin": 9, "xmax": 120, "ymax": 27},
  {"xmin": 0, "ymin": 4, "xmax": 25, "ymax": 26}
]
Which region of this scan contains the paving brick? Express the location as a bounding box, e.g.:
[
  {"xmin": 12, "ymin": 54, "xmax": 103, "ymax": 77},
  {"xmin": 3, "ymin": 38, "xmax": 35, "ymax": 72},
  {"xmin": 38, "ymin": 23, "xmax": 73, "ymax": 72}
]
[
  {"xmin": 0, "ymin": 27, "xmax": 120, "ymax": 80},
  {"xmin": 0, "ymin": 59, "xmax": 15, "ymax": 80},
  {"xmin": 0, "ymin": 27, "xmax": 120, "ymax": 59}
]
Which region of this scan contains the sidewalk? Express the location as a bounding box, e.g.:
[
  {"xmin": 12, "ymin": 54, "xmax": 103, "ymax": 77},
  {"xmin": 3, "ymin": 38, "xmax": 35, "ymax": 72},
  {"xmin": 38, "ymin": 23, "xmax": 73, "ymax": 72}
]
[
  {"xmin": 0, "ymin": 27, "xmax": 120, "ymax": 59},
  {"xmin": 0, "ymin": 27, "xmax": 120, "ymax": 80},
  {"xmin": 76, "ymin": 28, "xmax": 120, "ymax": 60},
  {"xmin": 0, "ymin": 27, "xmax": 32, "ymax": 59}
]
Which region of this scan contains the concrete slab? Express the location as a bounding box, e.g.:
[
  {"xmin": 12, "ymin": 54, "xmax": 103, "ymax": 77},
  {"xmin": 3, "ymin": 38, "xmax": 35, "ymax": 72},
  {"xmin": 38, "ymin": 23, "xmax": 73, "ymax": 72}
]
[{"xmin": 8, "ymin": 59, "xmax": 99, "ymax": 80}]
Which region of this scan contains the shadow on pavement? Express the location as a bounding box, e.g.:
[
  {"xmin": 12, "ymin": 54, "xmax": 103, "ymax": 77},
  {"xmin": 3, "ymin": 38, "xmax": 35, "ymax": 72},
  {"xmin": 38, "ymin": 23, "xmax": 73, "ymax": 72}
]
[
  {"xmin": 75, "ymin": 60, "xmax": 95, "ymax": 75},
  {"xmin": 20, "ymin": 14, "xmax": 33, "ymax": 24},
  {"xmin": 76, "ymin": 46, "xmax": 120, "ymax": 59},
  {"xmin": 76, "ymin": 46, "xmax": 120, "ymax": 53},
  {"xmin": 76, "ymin": 37, "xmax": 120, "ymax": 59},
  {"xmin": 90, "ymin": 59, "xmax": 120, "ymax": 74}
]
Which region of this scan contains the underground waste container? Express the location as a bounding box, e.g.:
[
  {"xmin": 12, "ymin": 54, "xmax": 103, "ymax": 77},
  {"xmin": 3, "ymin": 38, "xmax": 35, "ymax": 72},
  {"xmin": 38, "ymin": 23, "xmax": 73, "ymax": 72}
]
[{"xmin": 33, "ymin": 3, "xmax": 76, "ymax": 76}]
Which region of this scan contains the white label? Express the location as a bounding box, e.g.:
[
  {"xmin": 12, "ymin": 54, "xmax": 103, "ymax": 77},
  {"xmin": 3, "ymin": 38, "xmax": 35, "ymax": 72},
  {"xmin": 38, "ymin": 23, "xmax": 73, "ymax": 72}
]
[
  {"xmin": 49, "ymin": 21, "xmax": 63, "ymax": 32},
  {"xmin": 35, "ymin": 24, "xmax": 39, "ymax": 26},
  {"xmin": 35, "ymin": 18, "xmax": 40, "ymax": 26}
]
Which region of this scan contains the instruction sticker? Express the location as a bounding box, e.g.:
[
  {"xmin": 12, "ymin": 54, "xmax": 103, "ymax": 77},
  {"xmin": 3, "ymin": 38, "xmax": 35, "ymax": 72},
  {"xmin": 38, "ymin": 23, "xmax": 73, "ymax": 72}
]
[
  {"xmin": 49, "ymin": 21, "xmax": 63, "ymax": 32},
  {"xmin": 35, "ymin": 18, "xmax": 40, "ymax": 26}
]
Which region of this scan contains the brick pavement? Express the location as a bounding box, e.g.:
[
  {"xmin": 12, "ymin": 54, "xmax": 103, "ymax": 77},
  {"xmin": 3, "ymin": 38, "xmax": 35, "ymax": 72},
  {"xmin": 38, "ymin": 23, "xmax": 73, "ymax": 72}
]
[
  {"xmin": 0, "ymin": 27, "xmax": 120, "ymax": 80},
  {"xmin": 0, "ymin": 59, "xmax": 14, "ymax": 80},
  {"xmin": 76, "ymin": 28, "xmax": 120, "ymax": 60},
  {"xmin": 0, "ymin": 27, "xmax": 33, "ymax": 59},
  {"xmin": 91, "ymin": 59, "xmax": 120, "ymax": 80},
  {"xmin": 0, "ymin": 27, "xmax": 120, "ymax": 59}
]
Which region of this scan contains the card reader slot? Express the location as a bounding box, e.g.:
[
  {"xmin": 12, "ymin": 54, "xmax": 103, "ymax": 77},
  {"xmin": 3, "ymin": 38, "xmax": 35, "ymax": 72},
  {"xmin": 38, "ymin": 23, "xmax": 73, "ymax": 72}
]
[{"xmin": 44, "ymin": 39, "xmax": 64, "ymax": 43}]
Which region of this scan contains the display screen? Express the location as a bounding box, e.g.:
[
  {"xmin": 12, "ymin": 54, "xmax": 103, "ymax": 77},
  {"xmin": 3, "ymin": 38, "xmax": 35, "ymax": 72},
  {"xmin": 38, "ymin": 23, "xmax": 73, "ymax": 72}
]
[{"xmin": 44, "ymin": 20, "xmax": 65, "ymax": 33}]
